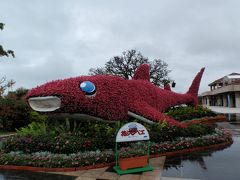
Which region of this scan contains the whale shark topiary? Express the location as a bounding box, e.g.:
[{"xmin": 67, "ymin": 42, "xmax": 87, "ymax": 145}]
[{"xmin": 25, "ymin": 64, "xmax": 204, "ymax": 128}]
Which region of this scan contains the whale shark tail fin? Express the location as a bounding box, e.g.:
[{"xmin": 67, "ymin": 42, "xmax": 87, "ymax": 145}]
[{"xmin": 187, "ymin": 67, "xmax": 205, "ymax": 97}]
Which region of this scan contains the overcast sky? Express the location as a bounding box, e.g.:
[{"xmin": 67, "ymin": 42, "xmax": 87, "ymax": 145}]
[{"xmin": 1, "ymin": 0, "xmax": 240, "ymax": 94}]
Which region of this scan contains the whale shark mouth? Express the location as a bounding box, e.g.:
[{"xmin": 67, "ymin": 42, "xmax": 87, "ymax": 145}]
[{"xmin": 28, "ymin": 96, "xmax": 61, "ymax": 112}]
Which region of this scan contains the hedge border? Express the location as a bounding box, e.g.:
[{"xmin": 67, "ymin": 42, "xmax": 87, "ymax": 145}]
[
  {"xmin": 0, "ymin": 140, "xmax": 233, "ymax": 172},
  {"xmin": 183, "ymin": 115, "xmax": 226, "ymax": 125}
]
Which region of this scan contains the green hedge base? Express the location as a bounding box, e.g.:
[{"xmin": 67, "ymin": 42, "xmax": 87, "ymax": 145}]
[{"xmin": 0, "ymin": 140, "xmax": 233, "ymax": 172}]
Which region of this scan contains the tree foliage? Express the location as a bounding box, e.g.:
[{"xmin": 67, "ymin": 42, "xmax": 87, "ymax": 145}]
[
  {"xmin": 0, "ymin": 23, "xmax": 15, "ymax": 58},
  {"xmin": 0, "ymin": 76, "xmax": 15, "ymax": 97},
  {"xmin": 89, "ymin": 49, "xmax": 171, "ymax": 86},
  {"xmin": 0, "ymin": 23, "xmax": 15, "ymax": 96},
  {"xmin": 0, "ymin": 90, "xmax": 30, "ymax": 131}
]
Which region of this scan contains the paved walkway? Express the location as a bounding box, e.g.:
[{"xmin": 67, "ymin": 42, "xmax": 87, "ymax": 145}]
[
  {"xmin": 50, "ymin": 156, "xmax": 201, "ymax": 180},
  {"xmin": 51, "ymin": 156, "xmax": 165, "ymax": 180},
  {"xmin": 204, "ymin": 105, "xmax": 240, "ymax": 114}
]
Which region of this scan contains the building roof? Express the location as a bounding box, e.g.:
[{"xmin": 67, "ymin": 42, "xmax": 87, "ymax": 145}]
[
  {"xmin": 208, "ymin": 72, "xmax": 240, "ymax": 86},
  {"xmin": 229, "ymin": 72, "xmax": 240, "ymax": 76}
]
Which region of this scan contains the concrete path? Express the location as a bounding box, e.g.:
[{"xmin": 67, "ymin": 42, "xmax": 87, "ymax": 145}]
[
  {"xmin": 50, "ymin": 156, "xmax": 201, "ymax": 180},
  {"xmin": 51, "ymin": 157, "xmax": 165, "ymax": 180},
  {"xmin": 204, "ymin": 105, "xmax": 240, "ymax": 114}
]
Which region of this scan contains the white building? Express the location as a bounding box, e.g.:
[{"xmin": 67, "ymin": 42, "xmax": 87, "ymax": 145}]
[{"xmin": 201, "ymin": 73, "xmax": 240, "ymax": 108}]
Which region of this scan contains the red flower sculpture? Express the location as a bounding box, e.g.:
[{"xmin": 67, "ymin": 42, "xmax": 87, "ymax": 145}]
[{"xmin": 25, "ymin": 64, "xmax": 205, "ymax": 128}]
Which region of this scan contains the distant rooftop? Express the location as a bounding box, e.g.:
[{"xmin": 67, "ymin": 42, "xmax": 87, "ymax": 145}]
[{"xmin": 208, "ymin": 72, "xmax": 240, "ymax": 86}]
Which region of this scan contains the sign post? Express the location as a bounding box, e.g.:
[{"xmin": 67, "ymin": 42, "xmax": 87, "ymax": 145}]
[{"xmin": 113, "ymin": 122, "xmax": 153, "ymax": 175}]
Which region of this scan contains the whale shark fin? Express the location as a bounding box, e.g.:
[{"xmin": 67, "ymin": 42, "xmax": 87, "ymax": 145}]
[
  {"xmin": 128, "ymin": 101, "xmax": 186, "ymax": 128},
  {"xmin": 133, "ymin": 64, "xmax": 150, "ymax": 81},
  {"xmin": 187, "ymin": 67, "xmax": 205, "ymax": 96},
  {"xmin": 164, "ymin": 84, "xmax": 172, "ymax": 91}
]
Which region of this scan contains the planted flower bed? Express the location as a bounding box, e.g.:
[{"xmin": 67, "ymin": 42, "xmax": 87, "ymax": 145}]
[
  {"xmin": 0, "ymin": 128, "xmax": 232, "ymax": 168},
  {"xmin": 1, "ymin": 121, "xmax": 216, "ymax": 155},
  {"xmin": 0, "ymin": 106, "xmax": 233, "ymax": 170}
]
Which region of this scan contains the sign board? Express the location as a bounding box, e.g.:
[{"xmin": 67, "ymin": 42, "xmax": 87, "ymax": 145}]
[
  {"xmin": 114, "ymin": 122, "xmax": 153, "ymax": 174},
  {"xmin": 116, "ymin": 122, "xmax": 150, "ymax": 142}
]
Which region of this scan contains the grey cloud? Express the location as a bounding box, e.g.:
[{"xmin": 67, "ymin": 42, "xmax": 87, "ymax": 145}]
[
  {"xmin": 1, "ymin": 53, "xmax": 74, "ymax": 89},
  {"xmin": 1, "ymin": 0, "xmax": 240, "ymax": 94}
]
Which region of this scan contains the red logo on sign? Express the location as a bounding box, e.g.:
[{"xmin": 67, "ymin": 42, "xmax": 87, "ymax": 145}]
[{"xmin": 121, "ymin": 129, "xmax": 145, "ymax": 136}]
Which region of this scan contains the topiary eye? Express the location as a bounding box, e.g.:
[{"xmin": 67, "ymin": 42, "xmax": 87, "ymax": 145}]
[{"xmin": 80, "ymin": 81, "xmax": 96, "ymax": 96}]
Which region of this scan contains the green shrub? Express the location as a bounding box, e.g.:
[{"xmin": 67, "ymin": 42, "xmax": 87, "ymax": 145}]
[
  {"xmin": 166, "ymin": 105, "xmax": 216, "ymax": 121},
  {"xmin": 144, "ymin": 122, "xmax": 215, "ymax": 143},
  {"xmin": 146, "ymin": 121, "xmax": 181, "ymax": 142},
  {"xmin": 0, "ymin": 98, "xmax": 30, "ymax": 131},
  {"xmin": 29, "ymin": 111, "xmax": 47, "ymax": 123},
  {"xmin": 16, "ymin": 111, "xmax": 50, "ymax": 137},
  {"xmin": 16, "ymin": 122, "xmax": 48, "ymax": 137},
  {"xmin": 0, "ymin": 88, "xmax": 30, "ymax": 131},
  {"xmin": 14, "ymin": 88, "xmax": 28, "ymax": 99},
  {"xmin": 182, "ymin": 124, "xmax": 214, "ymax": 137}
]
